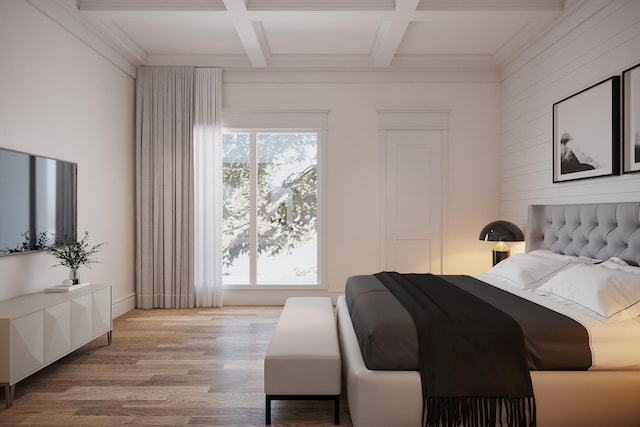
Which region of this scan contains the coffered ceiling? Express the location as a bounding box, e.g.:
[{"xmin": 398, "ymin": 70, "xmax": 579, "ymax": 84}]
[{"xmin": 28, "ymin": 0, "xmax": 577, "ymax": 75}]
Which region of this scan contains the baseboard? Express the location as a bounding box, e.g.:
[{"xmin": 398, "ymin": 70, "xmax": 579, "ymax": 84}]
[
  {"xmin": 112, "ymin": 292, "xmax": 136, "ymax": 318},
  {"xmin": 109, "ymin": 290, "xmax": 344, "ymax": 311},
  {"xmin": 222, "ymin": 289, "xmax": 344, "ymax": 305}
]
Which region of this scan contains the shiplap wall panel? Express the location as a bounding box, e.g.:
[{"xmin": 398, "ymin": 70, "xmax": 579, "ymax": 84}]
[
  {"xmin": 499, "ymin": 0, "xmax": 640, "ymax": 228},
  {"xmin": 501, "ymin": 1, "xmax": 614, "ymax": 81},
  {"xmin": 502, "ymin": 114, "xmax": 550, "ymax": 149},
  {"xmin": 502, "ymin": 1, "xmax": 637, "ymax": 107},
  {"xmin": 502, "ymin": 134, "xmax": 549, "ymax": 170},
  {"xmin": 502, "ymin": 29, "xmax": 638, "ymax": 130}
]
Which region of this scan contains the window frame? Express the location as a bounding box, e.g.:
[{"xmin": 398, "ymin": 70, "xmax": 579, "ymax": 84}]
[{"xmin": 221, "ymin": 126, "xmax": 327, "ymax": 290}]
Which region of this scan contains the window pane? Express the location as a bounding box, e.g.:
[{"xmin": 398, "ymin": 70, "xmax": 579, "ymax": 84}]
[
  {"xmin": 256, "ymin": 133, "xmax": 318, "ymax": 284},
  {"xmin": 222, "ymin": 133, "xmax": 250, "ymax": 285}
]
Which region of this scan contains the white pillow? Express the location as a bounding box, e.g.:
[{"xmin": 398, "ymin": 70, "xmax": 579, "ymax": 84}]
[
  {"xmin": 536, "ymin": 264, "xmax": 640, "ymax": 323},
  {"xmin": 486, "ymin": 253, "xmax": 571, "ymax": 289},
  {"xmin": 600, "ymin": 257, "xmax": 640, "ymax": 274},
  {"xmin": 528, "ymin": 249, "xmax": 600, "ymax": 264},
  {"xmin": 602, "ymin": 256, "xmax": 629, "ymax": 266}
]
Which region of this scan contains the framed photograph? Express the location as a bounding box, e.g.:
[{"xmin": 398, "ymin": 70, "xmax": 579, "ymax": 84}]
[
  {"xmin": 553, "ymin": 76, "xmax": 620, "ymax": 183},
  {"xmin": 623, "ymin": 62, "xmax": 640, "ymax": 174}
]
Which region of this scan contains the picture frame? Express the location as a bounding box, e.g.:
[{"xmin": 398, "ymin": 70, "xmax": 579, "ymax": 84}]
[
  {"xmin": 552, "ymin": 76, "xmax": 620, "ymax": 183},
  {"xmin": 623, "ymin": 62, "xmax": 640, "ymax": 174}
]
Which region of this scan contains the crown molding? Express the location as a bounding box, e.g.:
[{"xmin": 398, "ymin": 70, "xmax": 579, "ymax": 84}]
[
  {"xmin": 78, "ymin": 0, "xmax": 564, "ymax": 13},
  {"xmin": 92, "ymin": 21, "xmax": 148, "ymax": 66},
  {"xmin": 416, "ymin": 0, "xmax": 564, "ymax": 11},
  {"xmin": 144, "ymin": 52, "xmax": 498, "ymax": 73},
  {"xmin": 27, "ymin": 0, "xmax": 141, "ymax": 77},
  {"xmin": 221, "ymin": 69, "xmax": 499, "ymax": 84},
  {"xmin": 145, "ymin": 54, "xmax": 252, "ymax": 67},
  {"xmin": 78, "ymin": 0, "xmax": 226, "ymax": 12},
  {"xmin": 391, "ymin": 54, "xmax": 497, "ymax": 71},
  {"xmin": 78, "ymin": 0, "xmax": 396, "ymax": 12}
]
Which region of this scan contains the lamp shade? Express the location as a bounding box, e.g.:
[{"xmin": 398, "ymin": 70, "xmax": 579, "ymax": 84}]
[{"xmin": 478, "ymin": 220, "xmax": 524, "ymax": 242}]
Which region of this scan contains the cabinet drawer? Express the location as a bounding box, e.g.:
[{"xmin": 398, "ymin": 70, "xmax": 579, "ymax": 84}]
[
  {"xmin": 71, "ymin": 294, "xmax": 92, "ymax": 349},
  {"xmin": 11, "ymin": 311, "xmax": 44, "ymax": 383},
  {"xmin": 93, "ymin": 286, "xmax": 112, "ymax": 336},
  {"xmin": 44, "ymin": 302, "xmax": 71, "ymax": 364}
]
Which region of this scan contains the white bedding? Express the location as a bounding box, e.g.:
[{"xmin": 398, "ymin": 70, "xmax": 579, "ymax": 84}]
[
  {"xmin": 337, "ymin": 293, "xmax": 640, "ymax": 427},
  {"xmin": 474, "ymin": 272, "xmax": 640, "ymax": 370},
  {"xmin": 341, "ymin": 202, "xmax": 640, "ymax": 426}
]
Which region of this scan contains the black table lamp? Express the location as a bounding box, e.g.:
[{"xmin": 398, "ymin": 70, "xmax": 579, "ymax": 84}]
[{"xmin": 479, "ymin": 220, "xmax": 525, "ymax": 266}]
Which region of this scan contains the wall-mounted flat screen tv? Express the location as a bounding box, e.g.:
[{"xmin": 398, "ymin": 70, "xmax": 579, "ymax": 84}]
[{"xmin": 0, "ymin": 147, "xmax": 77, "ymax": 255}]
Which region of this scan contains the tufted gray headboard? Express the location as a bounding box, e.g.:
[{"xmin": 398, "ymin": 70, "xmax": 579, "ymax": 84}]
[{"xmin": 526, "ymin": 202, "xmax": 640, "ymax": 266}]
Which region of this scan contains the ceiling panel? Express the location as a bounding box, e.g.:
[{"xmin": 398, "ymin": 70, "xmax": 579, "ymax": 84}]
[
  {"xmin": 115, "ymin": 19, "xmax": 244, "ymax": 55},
  {"xmin": 262, "ymin": 17, "xmax": 380, "ymax": 55},
  {"xmin": 34, "ymin": 0, "xmax": 571, "ymax": 72},
  {"xmin": 398, "ymin": 13, "xmax": 531, "ymax": 55}
]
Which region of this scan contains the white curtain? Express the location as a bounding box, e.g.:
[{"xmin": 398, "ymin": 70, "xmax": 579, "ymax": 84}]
[
  {"xmin": 135, "ymin": 66, "xmax": 223, "ymax": 309},
  {"xmin": 135, "ymin": 67, "xmax": 195, "ymax": 308},
  {"xmin": 193, "ymin": 68, "xmax": 224, "ymax": 307}
]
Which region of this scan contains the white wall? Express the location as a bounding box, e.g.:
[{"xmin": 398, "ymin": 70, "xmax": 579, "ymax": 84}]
[
  {"xmin": 222, "ymin": 73, "xmax": 502, "ymax": 303},
  {"xmin": 499, "ymin": 0, "xmax": 640, "ymax": 230},
  {"xmin": 1, "ymin": 0, "xmax": 635, "ymax": 308},
  {"xmin": 0, "ymin": 1, "xmax": 502, "ymax": 308},
  {"xmin": 0, "ymin": 0, "xmax": 135, "ymax": 316}
]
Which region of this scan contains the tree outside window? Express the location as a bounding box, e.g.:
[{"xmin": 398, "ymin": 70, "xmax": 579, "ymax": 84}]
[{"xmin": 222, "ymin": 132, "xmax": 318, "ymax": 285}]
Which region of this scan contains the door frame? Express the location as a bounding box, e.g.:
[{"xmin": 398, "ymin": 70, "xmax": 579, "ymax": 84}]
[{"xmin": 378, "ymin": 109, "xmax": 449, "ymax": 274}]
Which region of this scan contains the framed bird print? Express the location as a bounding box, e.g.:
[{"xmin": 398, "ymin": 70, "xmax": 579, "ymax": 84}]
[{"xmin": 552, "ymin": 76, "xmax": 620, "ymax": 182}]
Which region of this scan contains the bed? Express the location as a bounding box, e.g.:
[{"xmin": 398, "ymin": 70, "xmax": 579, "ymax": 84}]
[{"xmin": 337, "ymin": 202, "xmax": 640, "ymax": 427}]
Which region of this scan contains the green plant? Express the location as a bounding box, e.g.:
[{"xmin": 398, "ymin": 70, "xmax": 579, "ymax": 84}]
[
  {"xmin": 48, "ymin": 231, "xmax": 106, "ymax": 270},
  {"xmin": 6, "ymin": 231, "xmax": 51, "ymax": 253}
]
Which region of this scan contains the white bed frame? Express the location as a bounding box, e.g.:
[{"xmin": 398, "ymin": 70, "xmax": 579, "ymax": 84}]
[{"xmin": 338, "ymin": 202, "xmax": 640, "ymax": 427}]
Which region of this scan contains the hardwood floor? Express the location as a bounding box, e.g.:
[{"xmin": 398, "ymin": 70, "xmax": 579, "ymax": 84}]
[{"xmin": 0, "ymin": 307, "xmax": 353, "ymax": 426}]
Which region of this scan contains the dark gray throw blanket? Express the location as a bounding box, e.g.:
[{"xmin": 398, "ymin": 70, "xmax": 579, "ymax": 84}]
[{"xmin": 374, "ymin": 272, "xmax": 536, "ymax": 427}]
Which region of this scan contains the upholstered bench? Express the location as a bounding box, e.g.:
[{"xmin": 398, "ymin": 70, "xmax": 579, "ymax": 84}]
[{"xmin": 264, "ymin": 297, "xmax": 341, "ymax": 425}]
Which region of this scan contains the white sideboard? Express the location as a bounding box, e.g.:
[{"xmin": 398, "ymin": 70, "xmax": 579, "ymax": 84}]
[{"xmin": 0, "ymin": 283, "xmax": 112, "ymax": 408}]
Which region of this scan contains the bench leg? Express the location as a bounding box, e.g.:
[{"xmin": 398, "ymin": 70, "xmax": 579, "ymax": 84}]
[
  {"xmin": 265, "ymin": 395, "xmax": 272, "ymax": 425},
  {"xmin": 333, "ymin": 395, "xmax": 340, "ymax": 425}
]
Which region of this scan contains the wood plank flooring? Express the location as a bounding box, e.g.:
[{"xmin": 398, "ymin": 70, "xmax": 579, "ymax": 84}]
[{"xmin": 0, "ymin": 307, "xmax": 353, "ymax": 426}]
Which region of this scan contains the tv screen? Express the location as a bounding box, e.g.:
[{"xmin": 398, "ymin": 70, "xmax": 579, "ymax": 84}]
[{"xmin": 0, "ymin": 148, "xmax": 77, "ymax": 255}]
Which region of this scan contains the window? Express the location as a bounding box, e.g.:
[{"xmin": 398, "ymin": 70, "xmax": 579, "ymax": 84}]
[{"xmin": 222, "ymin": 131, "xmax": 320, "ymax": 285}]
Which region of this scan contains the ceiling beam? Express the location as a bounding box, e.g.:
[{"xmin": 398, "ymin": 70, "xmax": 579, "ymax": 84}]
[
  {"xmin": 370, "ymin": 0, "xmax": 419, "ymax": 67},
  {"xmin": 245, "ymin": 0, "xmax": 394, "ymax": 11},
  {"xmin": 223, "ymin": 0, "xmax": 270, "ymax": 67}
]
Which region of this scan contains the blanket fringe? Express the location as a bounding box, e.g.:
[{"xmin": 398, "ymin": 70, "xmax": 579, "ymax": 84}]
[{"xmin": 424, "ymin": 396, "xmax": 536, "ymax": 427}]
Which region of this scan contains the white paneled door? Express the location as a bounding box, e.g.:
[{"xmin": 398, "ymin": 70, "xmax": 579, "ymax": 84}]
[{"xmin": 380, "ymin": 111, "xmax": 447, "ymax": 274}]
